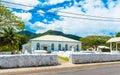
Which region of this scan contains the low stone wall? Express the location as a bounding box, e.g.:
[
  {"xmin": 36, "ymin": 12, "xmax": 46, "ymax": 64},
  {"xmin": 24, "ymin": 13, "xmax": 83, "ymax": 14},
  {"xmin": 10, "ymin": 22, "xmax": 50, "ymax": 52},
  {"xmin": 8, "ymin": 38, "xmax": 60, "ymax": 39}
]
[
  {"xmin": 0, "ymin": 54, "xmax": 58, "ymax": 68},
  {"xmin": 0, "ymin": 52, "xmax": 11, "ymax": 55},
  {"xmin": 70, "ymin": 53, "xmax": 120, "ymax": 64}
]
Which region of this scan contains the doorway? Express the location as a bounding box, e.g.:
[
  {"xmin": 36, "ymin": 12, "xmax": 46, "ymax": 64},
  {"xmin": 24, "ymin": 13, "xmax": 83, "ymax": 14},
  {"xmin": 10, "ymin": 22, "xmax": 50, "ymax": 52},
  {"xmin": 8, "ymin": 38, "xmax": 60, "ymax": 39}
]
[{"xmin": 43, "ymin": 46, "xmax": 47, "ymax": 51}]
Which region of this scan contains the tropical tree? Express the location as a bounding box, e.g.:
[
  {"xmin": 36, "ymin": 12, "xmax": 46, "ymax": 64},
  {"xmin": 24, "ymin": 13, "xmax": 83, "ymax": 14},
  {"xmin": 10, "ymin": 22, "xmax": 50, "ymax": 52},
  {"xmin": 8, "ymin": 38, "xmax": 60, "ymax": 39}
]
[
  {"xmin": 0, "ymin": 3, "xmax": 24, "ymax": 30},
  {"xmin": 0, "ymin": 3, "xmax": 26, "ymax": 52},
  {"xmin": 0, "ymin": 26, "xmax": 29, "ymax": 52},
  {"xmin": 17, "ymin": 34, "xmax": 29, "ymax": 50},
  {"xmin": 0, "ymin": 26, "xmax": 19, "ymax": 51},
  {"xmin": 80, "ymin": 35, "xmax": 111, "ymax": 50},
  {"xmin": 116, "ymin": 32, "xmax": 120, "ymax": 37}
]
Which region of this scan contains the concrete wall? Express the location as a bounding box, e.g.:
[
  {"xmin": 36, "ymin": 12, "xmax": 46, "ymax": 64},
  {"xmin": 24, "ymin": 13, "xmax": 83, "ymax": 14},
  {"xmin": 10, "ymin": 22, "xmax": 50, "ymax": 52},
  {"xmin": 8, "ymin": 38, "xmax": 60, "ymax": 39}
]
[
  {"xmin": 0, "ymin": 54, "xmax": 58, "ymax": 68},
  {"xmin": 0, "ymin": 52, "xmax": 11, "ymax": 55},
  {"xmin": 70, "ymin": 53, "xmax": 120, "ymax": 64}
]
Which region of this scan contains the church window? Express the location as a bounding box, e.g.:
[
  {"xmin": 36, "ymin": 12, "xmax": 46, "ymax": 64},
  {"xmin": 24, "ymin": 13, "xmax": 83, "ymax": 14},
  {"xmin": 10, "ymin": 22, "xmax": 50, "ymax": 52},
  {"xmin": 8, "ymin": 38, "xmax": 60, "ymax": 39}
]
[
  {"xmin": 65, "ymin": 44, "xmax": 68, "ymax": 50},
  {"xmin": 36, "ymin": 43, "xmax": 40, "ymax": 50},
  {"xmin": 51, "ymin": 43, "xmax": 54, "ymax": 50},
  {"xmin": 77, "ymin": 44, "xmax": 79, "ymax": 51},
  {"xmin": 58, "ymin": 44, "xmax": 61, "ymax": 50}
]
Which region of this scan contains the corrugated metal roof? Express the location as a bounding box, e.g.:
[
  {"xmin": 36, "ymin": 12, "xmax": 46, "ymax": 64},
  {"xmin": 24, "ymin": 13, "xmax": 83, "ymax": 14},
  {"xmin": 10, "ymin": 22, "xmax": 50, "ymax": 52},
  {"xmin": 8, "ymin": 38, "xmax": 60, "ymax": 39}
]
[
  {"xmin": 107, "ymin": 37, "xmax": 120, "ymax": 42},
  {"xmin": 31, "ymin": 35, "xmax": 80, "ymax": 42}
]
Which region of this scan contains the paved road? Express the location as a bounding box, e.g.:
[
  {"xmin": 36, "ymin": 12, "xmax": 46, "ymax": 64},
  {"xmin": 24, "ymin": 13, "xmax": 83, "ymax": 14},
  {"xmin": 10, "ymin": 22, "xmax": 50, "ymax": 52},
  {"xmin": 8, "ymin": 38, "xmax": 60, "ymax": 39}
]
[{"xmin": 20, "ymin": 65, "xmax": 120, "ymax": 75}]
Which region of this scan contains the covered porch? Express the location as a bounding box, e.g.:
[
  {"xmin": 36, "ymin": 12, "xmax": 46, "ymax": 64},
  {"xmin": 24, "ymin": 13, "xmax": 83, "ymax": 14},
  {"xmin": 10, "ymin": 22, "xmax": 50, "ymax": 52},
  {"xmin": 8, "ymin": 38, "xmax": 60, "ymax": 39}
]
[{"xmin": 107, "ymin": 37, "xmax": 120, "ymax": 53}]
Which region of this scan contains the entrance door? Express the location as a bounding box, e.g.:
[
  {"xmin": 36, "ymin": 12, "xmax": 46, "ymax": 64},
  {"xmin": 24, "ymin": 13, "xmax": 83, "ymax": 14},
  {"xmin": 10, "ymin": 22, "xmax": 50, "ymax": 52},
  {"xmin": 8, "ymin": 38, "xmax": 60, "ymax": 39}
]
[{"xmin": 43, "ymin": 47, "xmax": 47, "ymax": 51}]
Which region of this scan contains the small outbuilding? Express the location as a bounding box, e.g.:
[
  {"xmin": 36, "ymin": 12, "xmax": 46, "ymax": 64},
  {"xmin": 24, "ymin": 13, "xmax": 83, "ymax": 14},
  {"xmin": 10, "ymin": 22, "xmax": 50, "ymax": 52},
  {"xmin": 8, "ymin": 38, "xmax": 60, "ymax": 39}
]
[{"xmin": 107, "ymin": 37, "xmax": 120, "ymax": 52}]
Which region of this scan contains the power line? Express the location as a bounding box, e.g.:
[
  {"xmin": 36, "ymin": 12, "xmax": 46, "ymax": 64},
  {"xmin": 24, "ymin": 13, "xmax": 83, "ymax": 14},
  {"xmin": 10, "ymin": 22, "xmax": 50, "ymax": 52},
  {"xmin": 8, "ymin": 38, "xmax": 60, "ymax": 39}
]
[
  {"xmin": 1, "ymin": 0, "xmax": 120, "ymax": 20},
  {"xmin": 2, "ymin": 6, "xmax": 120, "ymax": 22}
]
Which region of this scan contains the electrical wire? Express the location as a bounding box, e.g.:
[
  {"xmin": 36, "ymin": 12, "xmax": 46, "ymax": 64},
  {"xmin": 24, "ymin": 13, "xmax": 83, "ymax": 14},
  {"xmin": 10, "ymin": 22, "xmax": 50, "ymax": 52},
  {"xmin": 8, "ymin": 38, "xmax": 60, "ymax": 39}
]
[
  {"xmin": 0, "ymin": 1, "xmax": 120, "ymax": 22},
  {"xmin": 1, "ymin": 6, "xmax": 120, "ymax": 22},
  {"xmin": 1, "ymin": 0, "xmax": 120, "ymax": 20}
]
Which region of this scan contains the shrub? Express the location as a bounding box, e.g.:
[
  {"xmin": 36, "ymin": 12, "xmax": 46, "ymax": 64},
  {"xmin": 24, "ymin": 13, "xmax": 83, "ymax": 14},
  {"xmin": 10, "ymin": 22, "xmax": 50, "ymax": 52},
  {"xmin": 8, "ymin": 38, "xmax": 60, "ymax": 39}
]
[
  {"xmin": 101, "ymin": 48, "xmax": 110, "ymax": 52},
  {"xmin": 0, "ymin": 45, "xmax": 13, "ymax": 52}
]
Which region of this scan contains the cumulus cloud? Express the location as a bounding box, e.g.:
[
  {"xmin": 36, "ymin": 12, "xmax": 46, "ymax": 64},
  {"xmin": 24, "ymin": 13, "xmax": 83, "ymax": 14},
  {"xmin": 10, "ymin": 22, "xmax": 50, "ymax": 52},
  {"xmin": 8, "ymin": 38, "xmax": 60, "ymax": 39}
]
[
  {"xmin": 26, "ymin": 0, "xmax": 120, "ymax": 36},
  {"xmin": 2, "ymin": 0, "xmax": 120, "ymax": 36},
  {"xmin": 48, "ymin": 0, "xmax": 69, "ymax": 5},
  {"xmin": 49, "ymin": 0, "xmax": 120, "ymax": 36},
  {"xmin": 29, "ymin": 20, "xmax": 63, "ymax": 33},
  {"xmin": 13, "ymin": 12, "xmax": 32, "ymax": 22}
]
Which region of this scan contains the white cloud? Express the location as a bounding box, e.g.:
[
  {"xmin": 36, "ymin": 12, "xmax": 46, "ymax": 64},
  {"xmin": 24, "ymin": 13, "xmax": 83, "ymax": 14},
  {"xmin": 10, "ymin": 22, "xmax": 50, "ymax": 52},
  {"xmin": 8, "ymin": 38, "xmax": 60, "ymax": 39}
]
[
  {"xmin": 13, "ymin": 12, "xmax": 32, "ymax": 22},
  {"xmin": 37, "ymin": 10, "xmax": 45, "ymax": 14},
  {"xmin": 48, "ymin": 0, "xmax": 69, "ymax": 5},
  {"xmin": 28, "ymin": 0, "xmax": 120, "ymax": 37},
  {"xmin": 40, "ymin": 0, "xmax": 120, "ymax": 36},
  {"xmin": 3, "ymin": 0, "xmax": 120, "ymax": 37},
  {"xmin": 29, "ymin": 22, "xmax": 48, "ymax": 33},
  {"xmin": 2, "ymin": 0, "xmax": 40, "ymax": 10},
  {"xmin": 29, "ymin": 20, "xmax": 63, "ymax": 33}
]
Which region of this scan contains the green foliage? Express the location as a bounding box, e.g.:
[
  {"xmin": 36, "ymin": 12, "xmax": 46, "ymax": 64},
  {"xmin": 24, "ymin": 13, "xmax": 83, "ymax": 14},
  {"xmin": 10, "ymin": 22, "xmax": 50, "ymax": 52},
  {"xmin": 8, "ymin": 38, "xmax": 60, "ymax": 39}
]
[
  {"xmin": 0, "ymin": 45, "xmax": 13, "ymax": 52},
  {"xmin": 0, "ymin": 3, "xmax": 24, "ymax": 30},
  {"xmin": 43, "ymin": 30, "xmax": 81, "ymax": 40},
  {"xmin": 0, "ymin": 26, "xmax": 19, "ymax": 45},
  {"xmin": 18, "ymin": 34, "xmax": 29, "ymax": 50},
  {"xmin": 18, "ymin": 30, "xmax": 81, "ymax": 40},
  {"xmin": 116, "ymin": 32, "xmax": 120, "ymax": 37},
  {"xmin": 58, "ymin": 56, "xmax": 69, "ymax": 62},
  {"xmin": 0, "ymin": 26, "xmax": 28, "ymax": 52},
  {"xmin": 18, "ymin": 30, "xmax": 38, "ymax": 38},
  {"xmin": 101, "ymin": 48, "xmax": 110, "ymax": 52},
  {"xmin": 80, "ymin": 35, "xmax": 111, "ymax": 50},
  {"xmin": 0, "ymin": 4, "xmax": 25, "ymax": 52}
]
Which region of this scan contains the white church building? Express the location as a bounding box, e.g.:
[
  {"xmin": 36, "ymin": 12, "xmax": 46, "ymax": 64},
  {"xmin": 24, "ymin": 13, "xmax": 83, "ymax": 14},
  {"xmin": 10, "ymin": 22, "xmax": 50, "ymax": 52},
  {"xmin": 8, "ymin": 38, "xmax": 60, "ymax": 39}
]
[{"xmin": 22, "ymin": 35, "xmax": 81, "ymax": 54}]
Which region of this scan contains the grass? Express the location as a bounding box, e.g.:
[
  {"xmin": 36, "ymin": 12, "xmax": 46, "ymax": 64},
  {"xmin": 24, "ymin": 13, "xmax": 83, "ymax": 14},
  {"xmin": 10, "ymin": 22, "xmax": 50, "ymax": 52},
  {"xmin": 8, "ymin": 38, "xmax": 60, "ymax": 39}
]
[{"xmin": 58, "ymin": 56, "xmax": 69, "ymax": 62}]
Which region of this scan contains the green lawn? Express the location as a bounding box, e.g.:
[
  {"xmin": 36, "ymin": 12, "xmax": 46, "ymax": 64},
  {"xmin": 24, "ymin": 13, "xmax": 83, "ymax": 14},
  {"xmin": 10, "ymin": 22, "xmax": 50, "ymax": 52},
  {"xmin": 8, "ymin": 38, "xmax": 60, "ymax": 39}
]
[{"xmin": 58, "ymin": 56, "xmax": 69, "ymax": 62}]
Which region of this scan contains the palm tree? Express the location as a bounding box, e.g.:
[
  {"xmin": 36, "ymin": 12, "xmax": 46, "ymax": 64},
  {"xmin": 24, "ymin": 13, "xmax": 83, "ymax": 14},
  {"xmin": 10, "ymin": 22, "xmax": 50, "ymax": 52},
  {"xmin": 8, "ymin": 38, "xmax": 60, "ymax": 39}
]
[{"xmin": 0, "ymin": 26, "xmax": 20, "ymax": 51}]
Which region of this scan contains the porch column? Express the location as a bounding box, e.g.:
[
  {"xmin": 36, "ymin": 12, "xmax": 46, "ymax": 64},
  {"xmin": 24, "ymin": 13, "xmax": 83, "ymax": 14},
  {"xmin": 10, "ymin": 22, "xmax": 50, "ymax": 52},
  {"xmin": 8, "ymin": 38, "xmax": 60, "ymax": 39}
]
[
  {"xmin": 110, "ymin": 42, "xmax": 112, "ymax": 52},
  {"xmin": 116, "ymin": 42, "xmax": 118, "ymax": 51}
]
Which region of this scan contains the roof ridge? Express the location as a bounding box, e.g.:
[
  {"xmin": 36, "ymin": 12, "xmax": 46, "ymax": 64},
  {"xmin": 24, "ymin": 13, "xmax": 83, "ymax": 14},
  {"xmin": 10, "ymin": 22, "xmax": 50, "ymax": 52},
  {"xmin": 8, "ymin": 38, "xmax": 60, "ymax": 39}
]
[{"xmin": 31, "ymin": 35, "xmax": 80, "ymax": 42}]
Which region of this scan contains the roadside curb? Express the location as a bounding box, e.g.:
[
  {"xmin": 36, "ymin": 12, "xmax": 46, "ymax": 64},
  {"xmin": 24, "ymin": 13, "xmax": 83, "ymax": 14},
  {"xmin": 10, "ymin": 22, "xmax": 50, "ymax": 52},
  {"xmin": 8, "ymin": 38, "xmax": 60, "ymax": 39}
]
[{"xmin": 0, "ymin": 61, "xmax": 120, "ymax": 75}]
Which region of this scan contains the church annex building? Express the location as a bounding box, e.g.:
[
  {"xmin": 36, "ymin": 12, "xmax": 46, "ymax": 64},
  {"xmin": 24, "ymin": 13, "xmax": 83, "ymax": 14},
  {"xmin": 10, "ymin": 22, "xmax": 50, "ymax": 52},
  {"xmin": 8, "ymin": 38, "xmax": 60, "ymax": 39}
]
[{"xmin": 22, "ymin": 35, "xmax": 81, "ymax": 54}]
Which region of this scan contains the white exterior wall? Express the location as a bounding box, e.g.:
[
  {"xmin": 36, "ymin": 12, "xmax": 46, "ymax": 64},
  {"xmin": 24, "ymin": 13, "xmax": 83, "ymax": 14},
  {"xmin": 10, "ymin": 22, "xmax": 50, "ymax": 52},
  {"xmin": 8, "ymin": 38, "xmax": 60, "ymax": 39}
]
[
  {"xmin": 22, "ymin": 40, "xmax": 81, "ymax": 53},
  {"xmin": 22, "ymin": 43, "xmax": 31, "ymax": 54},
  {"xmin": 33, "ymin": 41, "xmax": 81, "ymax": 51},
  {"xmin": 70, "ymin": 53, "xmax": 120, "ymax": 64},
  {"xmin": 0, "ymin": 54, "xmax": 58, "ymax": 68}
]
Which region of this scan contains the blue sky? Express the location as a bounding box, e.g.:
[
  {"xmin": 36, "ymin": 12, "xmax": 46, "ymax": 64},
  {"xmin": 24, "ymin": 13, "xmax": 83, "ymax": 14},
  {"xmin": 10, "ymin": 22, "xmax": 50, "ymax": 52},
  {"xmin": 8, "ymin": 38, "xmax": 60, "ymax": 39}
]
[{"xmin": 2, "ymin": 0, "xmax": 120, "ymax": 37}]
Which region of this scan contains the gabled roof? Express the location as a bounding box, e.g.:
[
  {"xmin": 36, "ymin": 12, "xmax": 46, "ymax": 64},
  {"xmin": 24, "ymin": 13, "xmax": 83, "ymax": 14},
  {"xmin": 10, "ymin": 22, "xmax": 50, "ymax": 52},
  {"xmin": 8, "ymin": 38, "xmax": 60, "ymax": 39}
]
[
  {"xmin": 107, "ymin": 37, "xmax": 120, "ymax": 43},
  {"xmin": 31, "ymin": 35, "xmax": 80, "ymax": 42}
]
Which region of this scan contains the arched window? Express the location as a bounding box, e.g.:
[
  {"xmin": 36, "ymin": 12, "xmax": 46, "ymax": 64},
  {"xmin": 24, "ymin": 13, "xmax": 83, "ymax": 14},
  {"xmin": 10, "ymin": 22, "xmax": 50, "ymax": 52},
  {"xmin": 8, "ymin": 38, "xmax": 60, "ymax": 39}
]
[
  {"xmin": 36, "ymin": 43, "xmax": 40, "ymax": 50},
  {"xmin": 51, "ymin": 43, "xmax": 54, "ymax": 50},
  {"xmin": 58, "ymin": 44, "xmax": 61, "ymax": 50},
  {"xmin": 65, "ymin": 44, "xmax": 68, "ymax": 51},
  {"xmin": 77, "ymin": 44, "xmax": 79, "ymax": 51}
]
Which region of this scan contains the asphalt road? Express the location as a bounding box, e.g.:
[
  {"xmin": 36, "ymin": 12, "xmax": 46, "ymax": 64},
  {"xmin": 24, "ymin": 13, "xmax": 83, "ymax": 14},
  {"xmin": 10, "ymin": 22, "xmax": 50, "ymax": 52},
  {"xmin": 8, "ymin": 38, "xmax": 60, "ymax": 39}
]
[{"xmin": 20, "ymin": 64, "xmax": 120, "ymax": 75}]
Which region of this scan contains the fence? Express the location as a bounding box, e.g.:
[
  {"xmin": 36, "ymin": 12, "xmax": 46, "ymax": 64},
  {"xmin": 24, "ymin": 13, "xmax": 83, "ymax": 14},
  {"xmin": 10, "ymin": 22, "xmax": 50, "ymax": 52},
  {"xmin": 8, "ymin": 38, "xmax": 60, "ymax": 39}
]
[{"xmin": 0, "ymin": 54, "xmax": 58, "ymax": 68}]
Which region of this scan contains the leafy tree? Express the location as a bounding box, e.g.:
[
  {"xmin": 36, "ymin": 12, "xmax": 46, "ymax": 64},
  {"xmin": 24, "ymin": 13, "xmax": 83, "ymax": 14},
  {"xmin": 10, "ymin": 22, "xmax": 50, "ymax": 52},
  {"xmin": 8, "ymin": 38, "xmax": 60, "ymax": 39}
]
[
  {"xmin": 116, "ymin": 32, "xmax": 120, "ymax": 37},
  {"xmin": 17, "ymin": 34, "xmax": 29, "ymax": 50},
  {"xmin": 0, "ymin": 26, "xmax": 19, "ymax": 50},
  {"xmin": 80, "ymin": 36, "xmax": 111, "ymax": 50},
  {"xmin": 0, "ymin": 3, "xmax": 24, "ymax": 30},
  {"xmin": 0, "ymin": 3, "xmax": 26, "ymax": 52},
  {"xmin": 0, "ymin": 26, "xmax": 29, "ymax": 52}
]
